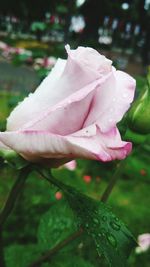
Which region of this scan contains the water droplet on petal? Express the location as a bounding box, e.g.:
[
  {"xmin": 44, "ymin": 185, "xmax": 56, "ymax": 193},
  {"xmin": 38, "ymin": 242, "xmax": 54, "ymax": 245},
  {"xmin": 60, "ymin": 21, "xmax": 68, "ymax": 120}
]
[
  {"xmin": 123, "ymin": 93, "xmax": 128, "ymax": 98},
  {"xmin": 106, "ymin": 233, "xmax": 117, "ymax": 248}
]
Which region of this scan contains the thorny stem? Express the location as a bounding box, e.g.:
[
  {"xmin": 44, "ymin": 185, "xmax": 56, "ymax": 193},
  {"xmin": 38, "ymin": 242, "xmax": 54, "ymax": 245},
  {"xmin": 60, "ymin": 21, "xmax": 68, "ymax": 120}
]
[{"xmin": 29, "ymin": 161, "xmax": 125, "ymax": 267}]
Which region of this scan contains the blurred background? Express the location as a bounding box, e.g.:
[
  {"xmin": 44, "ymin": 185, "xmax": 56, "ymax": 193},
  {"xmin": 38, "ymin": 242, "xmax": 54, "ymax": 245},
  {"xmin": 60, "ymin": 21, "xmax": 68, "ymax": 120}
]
[{"xmin": 0, "ymin": 1, "xmax": 150, "ymax": 267}]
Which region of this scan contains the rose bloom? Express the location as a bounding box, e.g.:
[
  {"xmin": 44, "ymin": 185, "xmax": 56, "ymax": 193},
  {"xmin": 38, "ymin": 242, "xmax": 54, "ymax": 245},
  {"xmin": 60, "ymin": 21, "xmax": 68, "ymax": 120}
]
[{"xmin": 0, "ymin": 45, "xmax": 135, "ymax": 167}]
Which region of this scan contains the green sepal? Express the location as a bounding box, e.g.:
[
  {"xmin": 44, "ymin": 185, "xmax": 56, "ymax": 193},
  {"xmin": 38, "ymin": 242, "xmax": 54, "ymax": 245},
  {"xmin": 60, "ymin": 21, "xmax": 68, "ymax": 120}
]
[{"xmin": 0, "ymin": 149, "xmax": 29, "ymax": 170}]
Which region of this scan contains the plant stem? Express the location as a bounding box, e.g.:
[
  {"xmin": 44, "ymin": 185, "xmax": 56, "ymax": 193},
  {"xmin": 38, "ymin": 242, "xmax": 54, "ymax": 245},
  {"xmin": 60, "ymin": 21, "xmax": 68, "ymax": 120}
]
[
  {"xmin": 28, "ymin": 228, "xmax": 83, "ymax": 267},
  {"xmin": 36, "ymin": 168, "xmax": 67, "ymax": 192},
  {"xmin": 0, "ymin": 165, "xmax": 31, "ymax": 267},
  {"xmin": 0, "ymin": 166, "xmax": 31, "ymax": 228},
  {"xmin": 0, "ymin": 227, "xmax": 6, "ymax": 267},
  {"xmin": 29, "ymin": 162, "xmax": 125, "ymax": 267},
  {"xmin": 101, "ymin": 160, "xmax": 126, "ymax": 202}
]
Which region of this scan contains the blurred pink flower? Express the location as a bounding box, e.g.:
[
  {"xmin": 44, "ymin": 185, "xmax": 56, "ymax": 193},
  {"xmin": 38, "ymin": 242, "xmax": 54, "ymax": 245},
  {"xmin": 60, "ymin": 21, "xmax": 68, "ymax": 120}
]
[
  {"xmin": 0, "ymin": 45, "xmax": 135, "ymax": 167},
  {"xmin": 140, "ymin": 169, "xmax": 147, "ymax": 176},
  {"xmin": 0, "ymin": 41, "xmax": 8, "ymax": 50},
  {"xmin": 55, "ymin": 191, "xmax": 63, "ymax": 200},
  {"xmin": 136, "ymin": 233, "xmax": 150, "ymax": 254},
  {"xmin": 83, "ymin": 175, "xmax": 92, "ymax": 183},
  {"xmin": 64, "ymin": 160, "xmax": 77, "ymax": 170}
]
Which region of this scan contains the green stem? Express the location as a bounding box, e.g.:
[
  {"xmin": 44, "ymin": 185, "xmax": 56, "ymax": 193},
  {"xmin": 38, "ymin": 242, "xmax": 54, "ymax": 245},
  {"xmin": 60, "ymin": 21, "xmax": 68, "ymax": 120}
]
[
  {"xmin": 0, "ymin": 227, "xmax": 6, "ymax": 267},
  {"xmin": 101, "ymin": 160, "xmax": 126, "ymax": 202},
  {"xmin": 28, "ymin": 228, "xmax": 83, "ymax": 267},
  {"xmin": 0, "ymin": 166, "xmax": 31, "ymax": 228},
  {"xmin": 36, "ymin": 167, "xmax": 70, "ymax": 194},
  {"xmin": 0, "ymin": 165, "xmax": 31, "ymax": 267}
]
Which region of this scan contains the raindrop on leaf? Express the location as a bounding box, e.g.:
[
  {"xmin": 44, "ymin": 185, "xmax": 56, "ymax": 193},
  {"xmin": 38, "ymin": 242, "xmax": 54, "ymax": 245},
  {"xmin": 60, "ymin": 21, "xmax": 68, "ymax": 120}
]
[
  {"xmin": 106, "ymin": 233, "xmax": 117, "ymax": 248},
  {"xmin": 110, "ymin": 221, "xmax": 121, "ymax": 231},
  {"xmin": 93, "ymin": 218, "xmax": 99, "ymax": 224},
  {"xmin": 102, "ymin": 216, "xmax": 107, "ymax": 222}
]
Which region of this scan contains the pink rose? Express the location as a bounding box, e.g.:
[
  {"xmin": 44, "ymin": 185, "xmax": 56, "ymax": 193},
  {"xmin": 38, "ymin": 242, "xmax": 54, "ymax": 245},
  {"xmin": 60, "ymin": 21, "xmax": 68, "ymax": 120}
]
[{"xmin": 0, "ymin": 45, "xmax": 135, "ymax": 167}]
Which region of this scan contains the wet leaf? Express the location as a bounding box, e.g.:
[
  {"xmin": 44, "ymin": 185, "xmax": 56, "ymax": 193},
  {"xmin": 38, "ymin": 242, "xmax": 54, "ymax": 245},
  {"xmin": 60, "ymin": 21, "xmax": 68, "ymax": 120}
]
[{"xmin": 64, "ymin": 186, "xmax": 136, "ymax": 267}]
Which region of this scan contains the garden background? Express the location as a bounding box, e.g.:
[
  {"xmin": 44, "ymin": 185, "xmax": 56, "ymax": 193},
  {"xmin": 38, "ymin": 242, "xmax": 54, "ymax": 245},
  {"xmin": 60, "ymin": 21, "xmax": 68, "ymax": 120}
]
[{"xmin": 0, "ymin": 1, "xmax": 150, "ymax": 267}]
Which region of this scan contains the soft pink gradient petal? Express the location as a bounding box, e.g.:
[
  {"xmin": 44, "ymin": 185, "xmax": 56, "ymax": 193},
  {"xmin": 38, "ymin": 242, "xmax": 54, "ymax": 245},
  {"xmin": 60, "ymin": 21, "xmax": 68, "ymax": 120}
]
[
  {"xmin": 19, "ymin": 76, "xmax": 111, "ymax": 135},
  {"xmin": 7, "ymin": 58, "xmax": 66, "ymax": 131},
  {"xmin": 67, "ymin": 126, "xmax": 132, "ymax": 161},
  {"xmin": 0, "ymin": 140, "xmax": 10, "ymax": 150},
  {"xmin": 7, "ymin": 47, "xmax": 112, "ymax": 132},
  {"xmin": 65, "ymin": 45, "xmax": 112, "ymax": 75},
  {"xmin": 84, "ymin": 70, "xmax": 136, "ymax": 132},
  {"xmin": 0, "ymin": 126, "xmax": 131, "ymax": 165}
]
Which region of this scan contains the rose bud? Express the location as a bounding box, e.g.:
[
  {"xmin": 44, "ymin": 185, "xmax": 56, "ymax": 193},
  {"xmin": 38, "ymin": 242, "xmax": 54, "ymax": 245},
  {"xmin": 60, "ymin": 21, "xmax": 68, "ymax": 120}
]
[
  {"xmin": 127, "ymin": 83, "xmax": 150, "ymax": 135},
  {"xmin": 0, "ymin": 45, "xmax": 135, "ymax": 167}
]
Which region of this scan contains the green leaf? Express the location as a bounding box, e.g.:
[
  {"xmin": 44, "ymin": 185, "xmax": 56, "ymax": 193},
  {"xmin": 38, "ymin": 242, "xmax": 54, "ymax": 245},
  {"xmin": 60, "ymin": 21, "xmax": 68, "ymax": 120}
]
[
  {"xmin": 42, "ymin": 254, "xmax": 94, "ymax": 267},
  {"xmin": 64, "ymin": 187, "xmax": 136, "ymax": 267},
  {"xmin": 38, "ymin": 201, "xmax": 77, "ymax": 250},
  {"xmin": 5, "ymin": 244, "xmax": 41, "ymax": 267}
]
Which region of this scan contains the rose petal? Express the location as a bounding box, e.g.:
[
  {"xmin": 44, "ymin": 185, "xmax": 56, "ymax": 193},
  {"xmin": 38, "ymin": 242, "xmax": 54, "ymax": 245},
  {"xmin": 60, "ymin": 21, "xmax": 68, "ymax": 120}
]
[
  {"xmin": 7, "ymin": 47, "xmax": 112, "ymax": 132},
  {"xmin": 83, "ymin": 69, "xmax": 136, "ymax": 132},
  {"xmin": 0, "ymin": 140, "xmax": 10, "ymax": 150},
  {"xmin": 7, "ymin": 58, "xmax": 66, "ymax": 131},
  {"xmin": 68, "ymin": 126, "xmax": 132, "ymax": 161},
  {"xmin": 0, "ymin": 125, "xmax": 131, "ymax": 164},
  {"xmin": 65, "ymin": 45, "xmax": 112, "ymax": 74},
  {"xmin": 19, "ymin": 78, "xmax": 111, "ymax": 135}
]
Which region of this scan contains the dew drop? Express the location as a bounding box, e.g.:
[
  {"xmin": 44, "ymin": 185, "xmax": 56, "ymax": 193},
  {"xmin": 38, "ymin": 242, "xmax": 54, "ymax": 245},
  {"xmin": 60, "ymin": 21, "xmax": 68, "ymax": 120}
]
[
  {"xmin": 110, "ymin": 221, "xmax": 121, "ymax": 231},
  {"xmin": 93, "ymin": 218, "xmax": 99, "ymax": 224},
  {"xmin": 123, "ymin": 93, "xmax": 128, "ymax": 98},
  {"xmin": 106, "ymin": 233, "xmax": 117, "ymax": 248},
  {"xmin": 96, "ymin": 243, "xmax": 100, "ymax": 248},
  {"xmin": 85, "ymin": 223, "xmax": 89, "ymax": 228},
  {"xmin": 112, "ymin": 97, "xmax": 116, "ymax": 102},
  {"xmin": 91, "ymin": 233, "xmax": 96, "ymax": 238},
  {"xmin": 100, "ymin": 227, "xmax": 106, "ymax": 232},
  {"xmin": 98, "ymin": 233, "xmax": 102, "ymax": 237}
]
